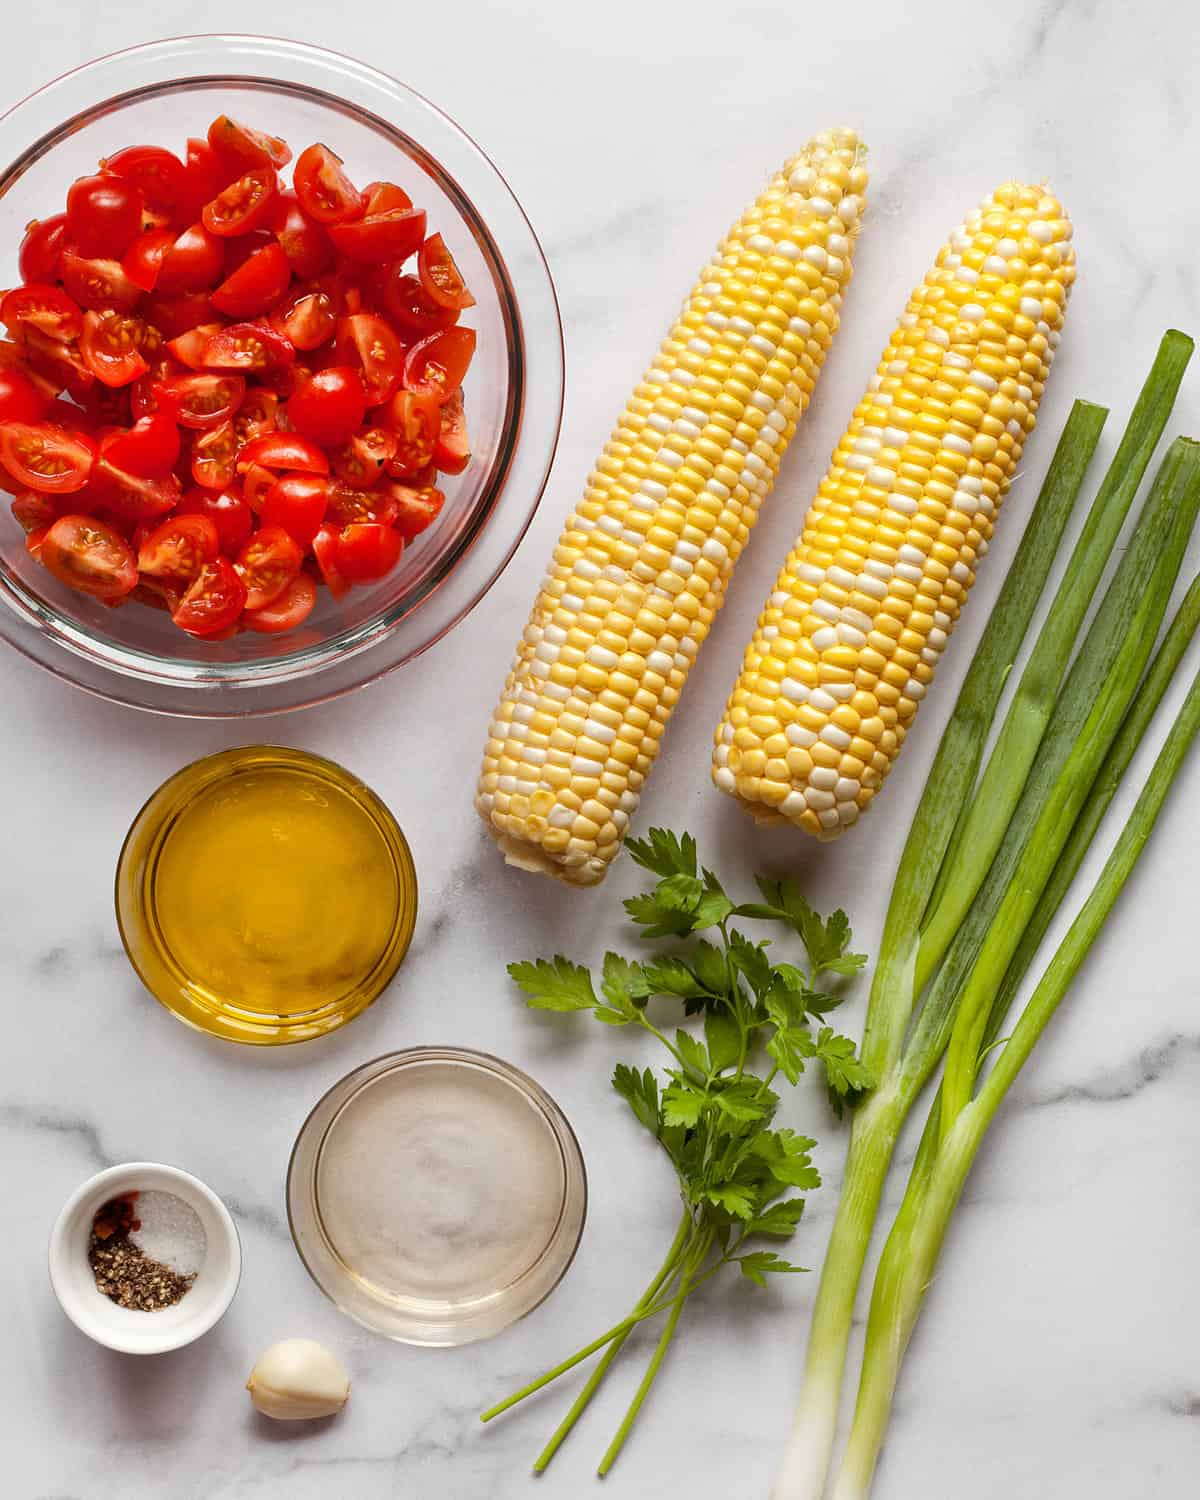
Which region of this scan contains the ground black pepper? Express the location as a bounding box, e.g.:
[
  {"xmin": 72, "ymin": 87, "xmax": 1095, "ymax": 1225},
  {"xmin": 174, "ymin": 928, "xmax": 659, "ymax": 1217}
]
[{"xmin": 88, "ymin": 1196, "xmax": 196, "ymax": 1312}]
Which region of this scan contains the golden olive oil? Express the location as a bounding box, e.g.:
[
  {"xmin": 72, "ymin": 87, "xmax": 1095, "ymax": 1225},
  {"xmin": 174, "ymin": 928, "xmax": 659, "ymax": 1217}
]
[{"xmin": 117, "ymin": 748, "xmax": 417, "ymax": 1044}]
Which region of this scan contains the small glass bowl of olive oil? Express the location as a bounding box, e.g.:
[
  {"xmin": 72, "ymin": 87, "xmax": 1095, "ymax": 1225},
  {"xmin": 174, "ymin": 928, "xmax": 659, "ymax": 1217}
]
[{"xmin": 116, "ymin": 747, "xmax": 417, "ymax": 1045}]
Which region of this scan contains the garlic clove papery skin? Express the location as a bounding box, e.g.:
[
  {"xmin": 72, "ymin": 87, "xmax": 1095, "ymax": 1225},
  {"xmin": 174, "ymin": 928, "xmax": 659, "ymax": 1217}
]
[{"xmin": 246, "ymin": 1338, "xmax": 351, "ymax": 1420}]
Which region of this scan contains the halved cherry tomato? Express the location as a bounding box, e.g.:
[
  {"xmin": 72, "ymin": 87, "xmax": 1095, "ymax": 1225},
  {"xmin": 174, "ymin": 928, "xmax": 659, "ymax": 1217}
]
[
  {"xmin": 362, "ymin": 181, "xmax": 413, "ymax": 215},
  {"xmin": 101, "ymin": 411, "xmax": 181, "ymax": 477},
  {"xmin": 19, "ymin": 214, "xmax": 67, "ymax": 283},
  {"xmin": 137, "ymin": 513, "xmax": 219, "ymax": 582},
  {"xmin": 91, "ymin": 458, "xmax": 181, "ymax": 521},
  {"xmin": 311, "ymin": 522, "xmax": 351, "ymax": 598},
  {"xmin": 154, "ymin": 373, "xmax": 245, "ymax": 430},
  {"xmin": 403, "ymin": 326, "xmax": 475, "ymax": 399},
  {"xmin": 189, "ymin": 419, "xmax": 237, "ymax": 489},
  {"xmin": 294, "ymin": 144, "xmax": 363, "ymax": 225},
  {"xmin": 208, "ymin": 115, "xmax": 292, "ymax": 172},
  {"xmin": 1, "ymin": 284, "xmax": 83, "ymax": 343},
  {"xmin": 18, "ymin": 328, "xmax": 93, "ymax": 401},
  {"xmin": 261, "ymin": 473, "xmax": 328, "ymax": 546},
  {"xmin": 240, "ymin": 462, "xmax": 277, "ymax": 511},
  {"xmin": 433, "ymin": 387, "xmax": 470, "ymax": 474},
  {"xmin": 333, "ymin": 521, "xmax": 404, "ymax": 581},
  {"xmin": 233, "ymin": 388, "xmax": 278, "ymax": 444},
  {"xmin": 271, "ymin": 288, "xmax": 336, "ymax": 351},
  {"xmin": 80, "ymin": 310, "xmax": 151, "ymax": 388},
  {"xmin": 139, "ymin": 293, "xmax": 212, "ymax": 343},
  {"xmin": 39, "ymin": 513, "xmax": 137, "ymax": 598},
  {"xmin": 103, "ymin": 145, "xmax": 189, "ymax": 219},
  {"xmin": 329, "ymin": 207, "xmax": 426, "ymax": 265},
  {"xmin": 237, "ymin": 431, "xmax": 329, "ymax": 475},
  {"xmin": 200, "ymin": 319, "xmax": 295, "ymax": 373},
  {"xmin": 156, "ymin": 223, "xmax": 225, "ymax": 296},
  {"xmin": 182, "ymin": 138, "xmax": 237, "ymax": 222},
  {"xmin": 332, "ymin": 426, "xmax": 396, "ymax": 488},
  {"xmin": 335, "ymin": 313, "xmax": 405, "ymax": 405},
  {"xmin": 0, "ymin": 339, "xmax": 59, "ymax": 402},
  {"xmin": 325, "ymin": 476, "xmax": 399, "ymax": 527},
  {"xmin": 211, "ymin": 242, "xmax": 290, "ymax": 318},
  {"xmin": 121, "ymin": 228, "xmax": 175, "ymax": 292},
  {"xmin": 166, "ymin": 323, "xmax": 224, "ymax": 369},
  {"xmin": 0, "ymin": 367, "xmax": 49, "ymax": 424},
  {"xmin": 202, "ymin": 167, "xmax": 278, "ymax": 238},
  {"xmin": 417, "ymin": 233, "xmax": 475, "ymax": 311},
  {"xmin": 244, "ymin": 570, "xmax": 317, "ymax": 633},
  {"xmin": 287, "ymin": 365, "xmax": 366, "ymax": 445},
  {"xmin": 386, "ymin": 481, "xmax": 446, "ymax": 540},
  {"xmin": 0, "ymin": 421, "xmax": 95, "ymax": 493},
  {"xmin": 59, "ymin": 249, "xmax": 142, "ymax": 313},
  {"xmin": 235, "ymin": 524, "xmax": 302, "ymax": 608},
  {"xmin": 268, "ymin": 191, "xmax": 334, "ymax": 279},
  {"xmin": 381, "ymin": 270, "xmax": 459, "ymax": 338},
  {"xmin": 66, "ymin": 173, "xmax": 144, "ymax": 257},
  {"xmin": 377, "ymin": 388, "xmax": 440, "ymax": 475},
  {"xmin": 177, "ymin": 483, "xmax": 254, "ymax": 553},
  {"xmin": 172, "ymin": 555, "xmax": 246, "ymax": 636},
  {"xmin": 11, "ymin": 489, "xmax": 61, "ymax": 533}
]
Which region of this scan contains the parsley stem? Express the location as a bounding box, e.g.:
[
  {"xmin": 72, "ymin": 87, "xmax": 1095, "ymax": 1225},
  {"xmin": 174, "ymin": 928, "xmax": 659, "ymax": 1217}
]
[{"xmin": 531, "ymin": 1211, "xmax": 692, "ymax": 1472}]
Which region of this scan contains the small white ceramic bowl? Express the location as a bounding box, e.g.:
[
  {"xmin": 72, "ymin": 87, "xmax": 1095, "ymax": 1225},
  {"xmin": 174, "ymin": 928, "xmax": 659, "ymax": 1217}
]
[{"xmin": 49, "ymin": 1162, "xmax": 241, "ymax": 1354}]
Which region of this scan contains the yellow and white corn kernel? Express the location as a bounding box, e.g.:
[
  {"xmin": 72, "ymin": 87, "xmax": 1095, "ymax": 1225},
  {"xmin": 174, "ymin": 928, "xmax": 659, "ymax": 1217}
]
[
  {"xmin": 477, "ymin": 130, "xmax": 868, "ymax": 884},
  {"xmin": 712, "ymin": 181, "xmax": 1074, "ymax": 839}
]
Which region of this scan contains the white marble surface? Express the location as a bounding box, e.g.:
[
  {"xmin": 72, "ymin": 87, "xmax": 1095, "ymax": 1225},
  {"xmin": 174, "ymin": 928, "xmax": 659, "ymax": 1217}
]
[{"xmin": 4, "ymin": 1, "xmax": 1200, "ymax": 1495}]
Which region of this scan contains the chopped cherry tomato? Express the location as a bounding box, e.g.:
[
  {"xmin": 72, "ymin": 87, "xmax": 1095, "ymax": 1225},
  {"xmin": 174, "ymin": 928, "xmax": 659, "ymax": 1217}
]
[
  {"xmin": 207, "ymin": 115, "xmax": 292, "ymax": 172},
  {"xmin": 333, "ymin": 521, "xmax": 404, "ymax": 581},
  {"xmin": 418, "ymin": 233, "xmax": 476, "ymax": 311},
  {"xmin": 18, "ymin": 329, "xmax": 93, "ymax": 401},
  {"xmin": 154, "ymin": 372, "xmax": 246, "ymax": 430},
  {"xmin": 240, "ymin": 461, "xmax": 278, "ymax": 511},
  {"xmin": 156, "ymin": 223, "xmax": 226, "ymax": 296},
  {"xmin": 333, "ymin": 426, "xmax": 396, "ymax": 488},
  {"xmin": 19, "ymin": 214, "xmax": 67, "ymax": 283},
  {"xmin": 177, "ymin": 484, "xmax": 254, "ymax": 553},
  {"xmin": 182, "ymin": 137, "xmax": 236, "ymax": 221},
  {"xmin": 101, "ymin": 411, "xmax": 181, "ymax": 477},
  {"xmin": 59, "ymin": 249, "xmax": 142, "ymax": 313},
  {"xmin": 294, "ymin": 144, "xmax": 363, "ymax": 225},
  {"xmin": 235, "ymin": 523, "xmax": 302, "ymax": 608},
  {"xmin": 137, "ymin": 513, "xmax": 219, "ymax": 582},
  {"xmin": 91, "ymin": 458, "xmax": 181, "ymax": 520},
  {"xmin": 1, "ymin": 284, "xmax": 83, "ymax": 343},
  {"xmin": 271, "ymin": 288, "xmax": 337, "ymax": 350},
  {"xmin": 11, "ymin": 489, "xmax": 61, "ymax": 533},
  {"xmin": 287, "ymin": 365, "xmax": 366, "ymax": 445},
  {"xmin": 211, "ymin": 241, "xmax": 290, "ymax": 318},
  {"xmin": 386, "ymin": 481, "xmax": 446, "ymax": 540},
  {"xmin": 403, "ymin": 326, "xmax": 475, "ymax": 399},
  {"xmin": 66, "ymin": 173, "xmax": 144, "ymax": 257},
  {"xmin": 39, "ymin": 513, "xmax": 138, "ymax": 598},
  {"xmin": 381, "ymin": 269, "xmax": 459, "ymax": 337},
  {"xmin": 0, "ymin": 367, "xmax": 49, "ymax": 424},
  {"xmin": 103, "ymin": 145, "xmax": 189, "ymax": 220},
  {"xmin": 121, "ymin": 228, "xmax": 175, "ymax": 292},
  {"xmin": 330, "ymin": 207, "xmax": 427, "ymax": 265},
  {"xmin": 0, "ymin": 421, "xmax": 95, "ymax": 493},
  {"xmin": 200, "ymin": 319, "xmax": 295, "ymax": 373},
  {"xmin": 311, "ymin": 522, "xmax": 351, "ymax": 598},
  {"xmin": 237, "ymin": 431, "xmax": 329, "ymax": 475},
  {"xmin": 325, "ymin": 476, "xmax": 399, "ymax": 527},
  {"xmin": 172, "ymin": 555, "xmax": 246, "ymax": 635},
  {"xmin": 202, "ymin": 167, "xmax": 278, "ymax": 238},
  {"xmin": 190, "ymin": 419, "xmax": 238, "ymax": 489},
  {"xmin": 361, "ymin": 181, "xmax": 413, "ymax": 215},
  {"xmin": 269, "ymin": 191, "xmax": 334, "ymax": 279},
  {"xmin": 335, "ymin": 313, "xmax": 405, "ymax": 405},
  {"xmin": 80, "ymin": 310, "xmax": 151, "ymax": 388},
  {"xmin": 166, "ymin": 323, "xmax": 223, "ymax": 369},
  {"xmin": 141, "ymin": 291, "xmax": 214, "ymax": 341},
  {"xmin": 233, "ymin": 388, "xmax": 278, "ymax": 444},
  {"xmin": 81, "ymin": 382, "xmax": 132, "ymax": 429},
  {"xmin": 377, "ymin": 388, "xmax": 440, "ymax": 475},
  {"xmin": 434, "ymin": 387, "xmax": 471, "ymax": 474},
  {"xmin": 244, "ymin": 570, "xmax": 317, "ymax": 632},
  {"xmin": 261, "ymin": 473, "xmax": 329, "ymax": 546}
]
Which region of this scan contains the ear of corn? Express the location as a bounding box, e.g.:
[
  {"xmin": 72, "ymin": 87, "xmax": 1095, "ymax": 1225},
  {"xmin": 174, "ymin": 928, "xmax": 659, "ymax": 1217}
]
[
  {"xmin": 712, "ymin": 182, "xmax": 1075, "ymax": 839},
  {"xmin": 476, "ymin": 130, "xmax": 869, "ymax": 885}
]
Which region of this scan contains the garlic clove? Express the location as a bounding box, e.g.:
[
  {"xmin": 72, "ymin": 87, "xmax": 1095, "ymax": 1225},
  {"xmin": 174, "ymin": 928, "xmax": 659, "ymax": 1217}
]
[{"xmin": 246, "ymin": 1338, "xmax": 351, "ymax": 1420}]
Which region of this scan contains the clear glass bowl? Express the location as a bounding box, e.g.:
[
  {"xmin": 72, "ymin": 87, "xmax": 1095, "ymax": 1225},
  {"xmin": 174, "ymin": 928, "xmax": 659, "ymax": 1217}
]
[{"xmin": 0, "ymin": 35, "xmax": 563, "ymax": 715}]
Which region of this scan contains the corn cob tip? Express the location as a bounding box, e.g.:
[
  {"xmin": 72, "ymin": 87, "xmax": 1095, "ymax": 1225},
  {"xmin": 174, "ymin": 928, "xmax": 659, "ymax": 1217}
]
[{"xmin": 713, "ymin": 179, "xmax": 1075, "ymax": 840}]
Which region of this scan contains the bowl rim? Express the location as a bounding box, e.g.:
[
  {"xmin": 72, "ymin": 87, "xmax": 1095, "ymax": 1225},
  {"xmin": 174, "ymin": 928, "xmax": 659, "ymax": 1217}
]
[{"xmin": 0, "ymin": 34, "xmax": 564, "ymax": 717}]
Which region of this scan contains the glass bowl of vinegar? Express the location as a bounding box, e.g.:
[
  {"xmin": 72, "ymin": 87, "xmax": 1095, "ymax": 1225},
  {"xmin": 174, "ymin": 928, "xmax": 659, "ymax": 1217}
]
[{"xmin": 116, "ymin": 747, "xmax": 417, "ymax": 1044}]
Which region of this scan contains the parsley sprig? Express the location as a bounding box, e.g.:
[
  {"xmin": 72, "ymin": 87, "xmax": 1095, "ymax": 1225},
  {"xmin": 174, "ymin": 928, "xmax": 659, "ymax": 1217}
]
[{"xmin": 481, "ymin": 829, "xmax": 869, "ymax": 1474}]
